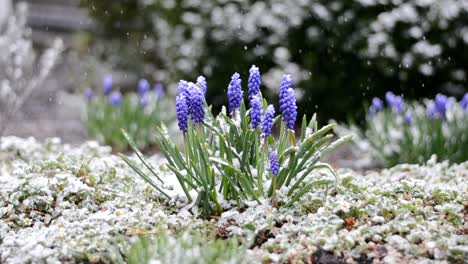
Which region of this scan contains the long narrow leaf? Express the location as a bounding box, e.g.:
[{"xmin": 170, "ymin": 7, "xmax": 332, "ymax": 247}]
[
  {"xmin": 122, "ymin": 129, "xmax": 164, "ymax": 184},
  {"xmin": 119, "ymin": 154, "xmax": 170, "ymax": 199},
  {"xmin": 284, "ymin": 180, "xmax": 334, "ymax": 207}
]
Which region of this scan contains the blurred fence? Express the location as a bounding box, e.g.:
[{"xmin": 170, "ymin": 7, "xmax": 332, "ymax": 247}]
[{"xmin": 11, "ymin": 0, "xmax": 92, "ymax": 46}]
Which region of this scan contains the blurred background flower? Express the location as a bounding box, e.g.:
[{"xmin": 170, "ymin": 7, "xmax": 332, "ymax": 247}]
[{"xmin": 109, "ymin": 91, "xmax": 122, "ymax": 106}]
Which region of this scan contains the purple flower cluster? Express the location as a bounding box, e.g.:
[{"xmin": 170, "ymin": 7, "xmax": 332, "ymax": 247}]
[
  {"xmin": 435, "ymin": 93, "xmax": 449, "ymax": 118},
  {"xmin": 385, "ymin": 92, "xmax": 404, "ymax": 113},
  {"xmin": 279, "ymin": 75, "xmax": 292, "ymax": 112},
  {"xmin": 139, "ymin": 94, "xmax": 149, "ymax": 107},
  {"xmin": 404, "ymin": 111, "xmax": 412, "ymax": 125},
  {"xmin": 109, "ymin": 91, "xmax": 122, "ymax": 106},
  {"xmin": 282, "ymin": 88, "xmax": 297, "ymax": 130},
  {"xmin": 176, "ymin": 80, "xmax": 206, "ymax": 132},
  {"xmin": 85, "ymin": 88, "xmax": 93, "ymax": 101},
  {"xmin": 461, "ymin": 93, "xmax": 468, "ymax": 110},
  {"xmin": 262, "ymin": 105, "xmax": 275, "ymax": 138},
  {"xmin": 248, "ymin": 65, "xmax": 261, "ymax": 105},
  {"xmin": 154, "ymin": 83, "xmax": 165, "ymax": 99},
  {"xmin": 427, "ymin": 93, "xmax": 456, "ymax": 120},
  {"xmin": 279, "ymin": 75, "xmax": 297, "ymax": 130},
  {"xmin": 428, "ymin": 103, "xmax": 436, "ymax": 120},
  {"xmin": 369, "ymin": 97, "xmax": 383, "ymax": 117},
  {"xmin": 138, "ymin": 79, "xmax": 150, "ymax": 97},
  {"xmin": 227, "ymin": 73, "xmax": 243, "ymax": 114},
  {"xmin": 370, "ymin": 92, "xmax": 405, "ymax": 117},
  {"xmin": 269, "ymin": 151, "xmax": 280, "ymax": 175},
  {"xmin": 178, "ymin": 80, "xmax": 190, "ymax": 98},
  {"xmin": 392, "ymin": 97, "xmax": 404, "ymax": 113},
  {"xmin": 384, "ymin": 92, "xmax": 394, "ymax": 106},
  {"xmin": 91, "ymin": 75, "xmax": 167, "ymax": 108},
  {"xmin": 103, "ymin": 75, "xmax": 113, "ymax": 95},
  {"xmin": 173, "ymin": 66, "xmax": 302, "ymax": 139},
  {"xmin": 176, "ymin": 94, "xmax": 189, "ymax": 132},
  {"xmin": 370, "ymin": 91, "xmax": 468, "ymax": 122},
  {"xmin": 137, "ymin": 79, "xmax": 151, "ymax": 107},
  {"xmin": 250, "ymin": 95, "xmax": 262, "ymax": 129},
  {"xmin": 373, "ymin": 97, "xmax": 384, "ymax": 110},
  {"xmin": 196, "ymin": 76, "xmax": 207, "ymax": 96},
  {"xmin": 189, "ymin": 82, "xmax": 205, "ymax": 124}
]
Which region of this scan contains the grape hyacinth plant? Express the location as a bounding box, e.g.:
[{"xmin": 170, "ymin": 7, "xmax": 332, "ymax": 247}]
[
  {"xmin": 109, "ymin": 91, "xmax": 122, "ymax": 106},
  {"xmin": 428, "ymin": 102, "xmax": 437, "ymax": 120},
  {"xmin": 121, "ymin": 66, "xmax": 352, "ymax": 217},
  {"xmin": 404, "ymin": 111, "xmax": 412, "ymax": 125},
  {"xmin": 269, "ymin": 151, "xmax": 279, "ymax": 176},
  {"xmin": 188, "ymin": 82, "xmax": 205, "ymax": 125},
  {"xmin": 103, "ymin": 74, "xmax": 113, "ymax": 95},
  {"xmin": 369, "ymin": 97, "xmax": 383, "ymax": 117},
  {"xmin": 250, "ymin": 95, "xmax": 262, "ymax": 129},
  {"xmin": 435, "ymin": 93, "xmax": 449, "ymax": 119},
  {"xmin": 154, "ymin": 83, "xmax": 165, "ymax": 98},
  {"xmin": 85, "ymin": 88, "xmax": 93, "ymax": 101},
  {"xmin": 337, "ymin": 92, "xmax": 468, "ymax": 167},
  {"xmin": 279, "ymin": 75, "xmax": 293, "ymax": 115},
  {"xmin": 176, "ymin": 94, "xmax": 189, "ymax": 133},
  {"xmin": 248, "ymin": 65, "xmax": 261, "ymax": 105},
  {"xmin": 138, "ymin": 79, "xmax": 150, "ymax": 97},
  {"xmin": 227, "ymin": 73, "xmax": 243, "ymax": 115},
  {"xmin": 385, "ymin": 92, "xmax": 404, "ymax": 114},
  {"xmin": 261, "ymin": 105, "xmax": 275, "ymax": 138},
  {"xmin": 280, "ymin": 87, "xmax": 298, "ymax": 130},
  {"xmin": 196, "ymin": 76, "xmax": 207, "ymax": 96},
  {"xmin": 85, "ymin": 77, "xmax": 174, "ymax": 151},
  {"xmin": 461, "ymin": 93, "xmax": 468, "ymax": 110}
]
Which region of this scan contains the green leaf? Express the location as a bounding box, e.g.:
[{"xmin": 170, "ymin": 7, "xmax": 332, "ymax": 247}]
[
  {"xmin": 288, "ymin": 163, "xmax": 337, "ymax": 196},
  {"xmin": 285, "ymin": 180, "xmax": 334, "ymax": 207},
  {"xmin": 300, "ymin": 114, "xmax": 307, "ymax": 141},
  {"xmin": 306, "ymin": 124, "xmax": 335, "ymax": 143},
  {"xmin": 121, "ymin": 129, "xmax": 164, "ymax": 183},
  {"xmin": 119, "ymin": 154, "xmax": 170, "ymax": 199},
  {"xmin": 319, "ymin": 134, "xmax": 353, "ymax": 159},
  {"xmin": 210, "ymin": 157, "xmax": 259, "ymax": 202}
]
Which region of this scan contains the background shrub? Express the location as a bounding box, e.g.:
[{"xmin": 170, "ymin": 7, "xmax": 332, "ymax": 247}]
[
  {"xmin": 336, "ymin": 93, "xmax": 468, "ymax": 167},
  {"xmin": 80, "ymin": 0, "xmax": 468, "ymax": 123}
]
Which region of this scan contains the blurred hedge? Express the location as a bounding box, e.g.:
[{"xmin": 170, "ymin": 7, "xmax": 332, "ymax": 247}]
[{"xmin": 80, "ymin": 0, "xmax": 468, "ymax": 123}]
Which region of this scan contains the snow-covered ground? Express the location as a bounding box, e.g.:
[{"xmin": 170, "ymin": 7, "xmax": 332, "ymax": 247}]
[{"xmin": 0, "ymin": 137, "xmax": 466, "ymax": 263}]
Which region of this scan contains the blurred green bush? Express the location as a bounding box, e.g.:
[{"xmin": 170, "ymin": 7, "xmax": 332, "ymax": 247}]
[
  {"xmin": 335, "ymin": 93, "xmax": 468, "ymax": 167},
  {"xmin": 80, "ymin": 0, "xmax": 468, "ymax": 122},
  {"xmin": 85, "ymin": 81, "xmax": 174, "ymax": 151}
]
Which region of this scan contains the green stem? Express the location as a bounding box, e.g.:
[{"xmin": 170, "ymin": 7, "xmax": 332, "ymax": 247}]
[
  {"xmin": 270, "ymin": 172, "xmax": 277, "ymax": 205},
  {"xmin": 183, "ymin": 134, "xmax": 191, "ymax": 186},
  {"xmin": 288, "ymin": 129, "xmax": 296, "ymax": 146}
]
